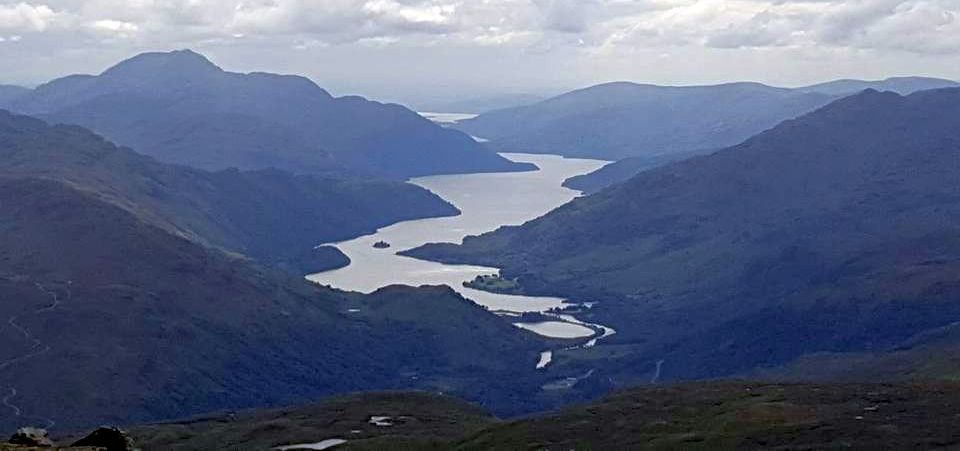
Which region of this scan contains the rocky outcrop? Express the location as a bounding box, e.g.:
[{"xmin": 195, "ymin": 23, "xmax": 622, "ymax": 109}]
[
  {"xmin": 71, "ymin": 427, "xmax": 134, "ymax": 451},
  {"xmin": 2, "ymin": 426, "xmax": 134, "ymax": 450},
  {"xmin": 8, "ymin": 428, "xmax": 53, "ymax": 447}
]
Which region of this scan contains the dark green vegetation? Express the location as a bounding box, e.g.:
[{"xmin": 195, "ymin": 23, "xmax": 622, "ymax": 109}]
[
  {"xmin": 406, "ymin": 88, "xmax": 960, "ymax": 386},
  {"xmin": 456, "ymin": 77, "xmax": 958, "ymax": 161},
  {"xmin": 459, "ymin": 382, "xmax": 960, "ymax": 450},
  {"xmin": 463, "ymin": 274, "xmax": 525, "ymax": 296},
  {"xmin": 0, "ymin": 112, "xmax": 552, "ymax": 432},
  {"xmin": 0, "ymin": 110, "xmax": 458, "ymax": 271},
  {"xmin": 753, "ymin": 321, "xmax": 960, "ymax": 383},
  {"xmin": 129, "ymin": 392, "xmax": 496, "ymax": 450},
  {"xmin": 562, "ymin": 148, "xmax": 713, "ymax": 194},
  {"xmin": 1, "ymin": 50, "xmax": 533, "ymax": 178},
  {"xmin": 69, "ymin": 382, "xmax": 960, "ymax": 450}
]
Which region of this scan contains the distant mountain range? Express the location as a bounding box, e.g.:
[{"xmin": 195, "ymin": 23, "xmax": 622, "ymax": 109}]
[
  {"xmin": 0, "ymin": 50, "xmax": 532, "ymax": 179},
  {"xmin": 415, "ymin": 92, "xmax": 549, "ymax": 114},
  {"xmin": 0, "ymin": 111, "xmax": 549, "ymax": 432},
  {"xmin": 455, "ymin": 77, "xmax": 959, "ymax": 161},
  {"xmin": 799, "ymin": 76, "xmax": 959, "ymax": 96},
  {"xmin": 406, "ymin": 87, "xmax": 960, "ymax": 385}
]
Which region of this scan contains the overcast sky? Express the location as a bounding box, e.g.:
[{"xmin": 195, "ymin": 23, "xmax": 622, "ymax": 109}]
[{"xmin": 1, "ymin": 0, "xmax": 958, "ymax": 104}]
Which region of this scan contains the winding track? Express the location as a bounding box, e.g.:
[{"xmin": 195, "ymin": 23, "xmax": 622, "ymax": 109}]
[
  {"xmin": 0, "ymin": 281, "xmax": 68, "ymax": 427},
  {"xmin": 1, "ymin": 388, "xmax": 20, "ymax": 417},
  {"xmin": 650, "ymin": 359, "xmax": 665, "ymax": 384}
]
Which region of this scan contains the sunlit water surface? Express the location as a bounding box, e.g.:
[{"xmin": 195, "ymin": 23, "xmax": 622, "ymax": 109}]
[{"xmin": 307, "ymin": 153, "xmax": 607, "ymax": 338}]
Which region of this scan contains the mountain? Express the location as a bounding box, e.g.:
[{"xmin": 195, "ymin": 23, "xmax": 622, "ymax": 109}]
[
  {"xmin": 0, "ymin": 85, "xmax": 29, "ymax": 106},
  {"xmin": 800, "ymin": 76, "xmax": 958, "ymax": 96},
  {"xmin": 454, "ymin": 82, "xmax": 834, "ymax": 160},
  {"xmin": 562, "ymin": 148, "xmax": 712, "ymax": 194},
  {"xmin": 0, "ymin": 110, "xmax": 558, "ymax": 431},
  {"xmin": 0, "ymin": 110, "xmax": 458, "ymax": 273},
  {"xmin": 6, "ymin": 50, "xmax": 533, "ymax": 178},
  {"xmin": 562, "ymin": 79, "xmax": 960, "ymax": 195},
  {"xmin": 0, "ymin": 176, "xmax": 545, "ymax": 432},
  {"xmin": 406, "ymin": 88, "xmax": 960, "ymax": 384}
]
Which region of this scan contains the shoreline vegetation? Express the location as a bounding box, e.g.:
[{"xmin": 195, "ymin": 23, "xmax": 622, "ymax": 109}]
[{"xmin": 463, "ymin": 274, "xmax": 525, "ymax": 295}]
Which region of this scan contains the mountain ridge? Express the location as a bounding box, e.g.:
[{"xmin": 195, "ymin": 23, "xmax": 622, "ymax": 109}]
[
  {"xmin": 6, "ymin": 50, "xmax": 533, "ymax": 178},
  {"xmin": 0, "ymin": 109, "xmax": 459, "ymax": 272}
]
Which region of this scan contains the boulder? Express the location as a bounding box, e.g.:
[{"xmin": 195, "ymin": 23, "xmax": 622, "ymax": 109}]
[
  {"xmin": 71, "ymin": 427, "xmax": 134, "ymax": 451},
  {"xmin": 8, "ymin": 427, "xmax": 53, "ymax": 447}
]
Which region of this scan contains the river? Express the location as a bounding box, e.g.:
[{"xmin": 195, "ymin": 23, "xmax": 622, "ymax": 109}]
[{"xmin": 307, "ymin": 153, "xmax": 609, "ymax": 340}]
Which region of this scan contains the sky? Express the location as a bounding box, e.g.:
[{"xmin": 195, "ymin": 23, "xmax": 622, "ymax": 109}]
[{"xmin": 1, "ymin": 0, "xmax": 958, "ymax": 106}]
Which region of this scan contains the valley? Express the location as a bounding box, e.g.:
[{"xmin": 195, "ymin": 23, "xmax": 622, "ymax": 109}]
[
  {"xmin": 2, "ymin": 9, "xmax": 960, "ymax": 446},
  {"xmin": 308, "ymin": 152, "xmax": 609, "ymax": 346}
]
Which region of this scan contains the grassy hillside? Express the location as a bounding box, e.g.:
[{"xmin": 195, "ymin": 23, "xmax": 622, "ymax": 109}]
[
  {"xmin": 0, "ymin": 110, "xmax": 459, "ymax": 272},
  {"xmin": 130, "ymin": 392, "xmax": 496, "ymax": 450},
  {"xmin": 0, "ymin": 175, "xmax": 547, "ymax": 432},
  {"xmin": 101, "ymin": 382, "xmax": 960, "ymax": 450},
  {"xmin": 562, "ymin": 148, "xmax": 711, "ymax": 194}
]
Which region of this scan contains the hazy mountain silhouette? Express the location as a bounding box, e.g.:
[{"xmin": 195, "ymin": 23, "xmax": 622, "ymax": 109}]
[
  {"xmin": 800, "ymin": 76, "xmax": 958, "ymax": 96},
  {"xmin": 7, "ymin": 50, "xmax": 533, "ymax": 178},
  {"xmin": 455, "ymin": 81, "xmax": 834, "ymax": 159},
  {"xmin": 0, "ymin": 84, "xmax": 29, "ymax": 106}
]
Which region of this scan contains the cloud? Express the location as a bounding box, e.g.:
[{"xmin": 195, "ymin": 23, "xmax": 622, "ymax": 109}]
[
  {"xmin": 0, "ymin": 2, "xmax": 66, "ymax": 32},
  {"xmin": 0, "ymin": 0, "xmax": 957, "ymax": 93},
  {"xmin": 2, "ymin": 0, "xmax": 954, "ymax": 54}
]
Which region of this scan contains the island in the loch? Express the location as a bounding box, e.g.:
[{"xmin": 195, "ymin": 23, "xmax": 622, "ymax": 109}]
[
  {"xmin": 373, "ymin": 240, "xmax": 391, "ymax": 249},
  {"xmin": 463, "ymin": 274, "xmax": 525, "ymax": 295}
]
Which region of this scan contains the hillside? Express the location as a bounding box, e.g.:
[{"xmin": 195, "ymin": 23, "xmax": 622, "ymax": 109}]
[
  {"xmin": 0, "ymin": 174, "xmax": 546, "ymax": 432},
  {"xmin": 47, "ymin": 382, "xmax": 959, "ymax": 450},
  {"xmin": 0, "ymin": 110, "xmax": 459, "ymax": 272},
  {"xmin": 129, "ymin": 392, "xmax": 496, "ymax": 450},
  {"xmin": 6, "ymin": 50, "xmax": 532, "ymax": 178},
  {"xmin": 562, "ymin": 148, "xmax": 712, "ymax": 194},
  {"xmin": 457, "ymin": 382, "xmax": 960, "ymax": 450},
  {"xmin": 406, "ymin": 88, "xmax": 960, "ymax": 383},
  {"xmin": 0, "ymin": 86, "xmax": 28, "ymax": 106},
  {"xmin": 455, "ymin": 82, "xmax": 833, "ymax": 160}
]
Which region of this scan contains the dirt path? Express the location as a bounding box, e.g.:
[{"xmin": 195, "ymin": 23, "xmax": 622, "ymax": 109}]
[{"xmin": 0, "ymin": 281, "xmax": 68, "ymax": 427}]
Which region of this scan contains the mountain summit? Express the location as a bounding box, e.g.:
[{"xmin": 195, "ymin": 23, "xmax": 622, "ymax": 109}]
[{"xmin": 6, "ymin": 50, "xmax": 533, "ymax": 178}]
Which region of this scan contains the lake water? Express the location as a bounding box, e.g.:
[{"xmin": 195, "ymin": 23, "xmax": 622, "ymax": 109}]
[{"xmin": 307, "ymin": 153, "xmax": 607, "ymax": 338}]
